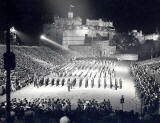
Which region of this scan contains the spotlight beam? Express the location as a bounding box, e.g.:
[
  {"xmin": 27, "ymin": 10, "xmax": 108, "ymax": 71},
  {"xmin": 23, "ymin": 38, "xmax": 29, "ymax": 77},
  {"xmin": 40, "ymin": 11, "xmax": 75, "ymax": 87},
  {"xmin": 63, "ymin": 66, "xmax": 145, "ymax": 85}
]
[
  {"xmin": 40, "ymin": 35, "xmax": 68, "ymax": 50},
  {"xmin": 40, "ymin": 35, "xmax": 83, "ymax": 57}
]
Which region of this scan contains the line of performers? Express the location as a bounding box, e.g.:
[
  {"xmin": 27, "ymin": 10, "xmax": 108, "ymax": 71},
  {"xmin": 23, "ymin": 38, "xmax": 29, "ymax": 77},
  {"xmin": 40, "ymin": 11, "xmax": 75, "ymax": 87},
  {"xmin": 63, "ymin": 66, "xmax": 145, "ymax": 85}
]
[
  {"xmin": 33, "ymin": 74, "xmax": 123, "ymax": 91},
  {"xmin": 33, "ymin": 59, "xmax": 123, "ymax": 91}
]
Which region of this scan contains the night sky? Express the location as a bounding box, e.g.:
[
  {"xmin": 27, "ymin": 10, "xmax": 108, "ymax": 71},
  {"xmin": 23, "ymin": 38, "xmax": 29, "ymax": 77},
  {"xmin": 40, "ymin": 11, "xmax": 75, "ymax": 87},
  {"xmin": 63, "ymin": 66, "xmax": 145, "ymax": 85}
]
[{"xmin": 1, "ymin": 0, "xmax": 160, "ymax": 43}]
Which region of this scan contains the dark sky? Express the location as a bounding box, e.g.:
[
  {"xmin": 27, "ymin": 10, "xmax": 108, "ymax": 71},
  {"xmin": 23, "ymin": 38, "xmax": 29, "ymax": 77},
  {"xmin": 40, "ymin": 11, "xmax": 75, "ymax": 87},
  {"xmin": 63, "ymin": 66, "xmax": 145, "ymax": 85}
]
[{"xmin": 1, "ymin": 0, "xmax": 160, "ymax": 42}]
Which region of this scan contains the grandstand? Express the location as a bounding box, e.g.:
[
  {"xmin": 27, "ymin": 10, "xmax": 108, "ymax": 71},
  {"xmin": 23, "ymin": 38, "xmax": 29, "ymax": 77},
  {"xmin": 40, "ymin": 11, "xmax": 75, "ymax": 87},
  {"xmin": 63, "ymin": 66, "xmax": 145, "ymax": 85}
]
[
  {"xmin": 0, "ymin": 44, "xmax": 160, "ymax": 123},
  {"xmin": 0, "ymin": 44, "xmax": 140, "ymax": 111},
  {"xmin": 0, "ymin": 45, "xmax": 73, "ymax": 93}
]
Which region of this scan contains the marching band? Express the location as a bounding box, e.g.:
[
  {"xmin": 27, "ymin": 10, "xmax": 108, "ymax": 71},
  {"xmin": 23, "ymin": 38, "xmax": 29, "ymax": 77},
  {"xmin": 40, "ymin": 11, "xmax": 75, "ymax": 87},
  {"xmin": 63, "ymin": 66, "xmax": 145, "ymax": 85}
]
[{"xmin": 33, "ymin": 59, "xmax": 123, "ymax": 91}]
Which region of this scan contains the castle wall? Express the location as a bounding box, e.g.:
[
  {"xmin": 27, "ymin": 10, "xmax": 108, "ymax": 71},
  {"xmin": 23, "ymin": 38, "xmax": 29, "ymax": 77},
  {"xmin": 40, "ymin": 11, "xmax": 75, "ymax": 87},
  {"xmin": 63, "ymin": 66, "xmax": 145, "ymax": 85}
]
[
  {"xmin": 62, "ymin": 29, "xmax": 89, "ymax": 46},
  {"xmin": 54, "ymin": 17, "xmax": 82, "ymax": 27},
  {"xmin": 68, "ymin": 40, "xmax": 116, "ymax": 58},
  {"xmin": 69, "ymin": 45, "xmax": 93, "ymax": 57},
  {"xmin": 91, "ymin": 41, "xmax": 116, "ymax": 57},
  {"xmin": 86, "ymin": 19, "xmax": 113, "ymax": 27}
]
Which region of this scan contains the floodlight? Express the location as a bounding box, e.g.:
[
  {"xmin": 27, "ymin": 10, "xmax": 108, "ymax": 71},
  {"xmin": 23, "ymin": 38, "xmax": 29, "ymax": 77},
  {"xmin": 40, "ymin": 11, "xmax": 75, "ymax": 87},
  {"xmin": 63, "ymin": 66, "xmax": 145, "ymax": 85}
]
[
  {"xmin": 10, "ymin": 27, "xmax": 16, "ymax": 33},
  {"xmin": 40, "ymin": 35, "xmax": 46, "ymax": 40}
]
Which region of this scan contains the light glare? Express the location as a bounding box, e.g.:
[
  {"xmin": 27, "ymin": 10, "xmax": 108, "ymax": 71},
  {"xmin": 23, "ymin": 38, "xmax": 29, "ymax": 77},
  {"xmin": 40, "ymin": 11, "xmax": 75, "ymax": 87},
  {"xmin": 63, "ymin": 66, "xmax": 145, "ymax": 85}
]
[
  {"xmin": 10, "ymin": 27, "xmax": 16, "ymax": 33},
  {"xmin": 40, "ymin": 35, "xmax": 46, "ymax": 40}
]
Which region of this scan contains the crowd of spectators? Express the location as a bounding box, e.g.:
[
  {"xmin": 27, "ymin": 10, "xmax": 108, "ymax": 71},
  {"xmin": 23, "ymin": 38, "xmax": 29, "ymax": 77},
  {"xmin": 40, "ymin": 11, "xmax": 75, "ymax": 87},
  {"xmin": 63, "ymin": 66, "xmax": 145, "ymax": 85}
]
[
  {"xmin": 138, "ymin": 57, "xmax": 160, "ymax": 75},
  {"xmin": 0, "ymin": 98, "xmax": 160, "ymax": 123},
  {"xmin": 130, "ymin": 63, "xmax": 160, "ymax": 114},
  {"xmin": 1, "ymin": 44, "xmax": 160, "ymax": 122},
  {"xmin": 0, "ymin": 45, "xmax": 72, "ymax": 95}
]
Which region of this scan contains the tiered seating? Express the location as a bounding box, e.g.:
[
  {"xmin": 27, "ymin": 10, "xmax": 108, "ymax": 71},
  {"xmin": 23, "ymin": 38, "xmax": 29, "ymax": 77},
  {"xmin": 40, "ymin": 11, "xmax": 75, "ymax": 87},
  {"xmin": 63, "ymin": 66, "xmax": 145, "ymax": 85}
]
[
  {"xmin": 138, "ymin": 57, "xmax": 160, "ymax": 75},
  {"xmin": 0, "ymin": 98, "xmax": 159, "ymax": 123},
  {"xmin": 0, "ymin": 45, "xmax": 71, "ymax": 94},
  {"xmin": 130, "ymin": 63, "xmax": 160, "ymax": 114}
]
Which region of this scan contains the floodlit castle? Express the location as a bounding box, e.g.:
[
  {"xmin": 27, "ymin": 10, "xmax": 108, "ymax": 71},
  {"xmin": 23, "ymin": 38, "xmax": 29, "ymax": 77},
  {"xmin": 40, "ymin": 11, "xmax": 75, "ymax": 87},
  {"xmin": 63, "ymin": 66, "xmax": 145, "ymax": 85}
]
[{"xmin": 42, "ymin": 9, "xmax": 116, "ymax": 57}]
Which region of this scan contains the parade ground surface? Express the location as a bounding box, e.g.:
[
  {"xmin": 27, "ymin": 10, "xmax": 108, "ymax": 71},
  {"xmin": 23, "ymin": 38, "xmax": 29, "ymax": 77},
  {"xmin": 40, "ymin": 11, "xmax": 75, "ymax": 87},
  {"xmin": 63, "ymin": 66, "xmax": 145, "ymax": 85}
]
[{"xmin": 0, "ymin": 61, "xmax": 141, "ymax": 112}]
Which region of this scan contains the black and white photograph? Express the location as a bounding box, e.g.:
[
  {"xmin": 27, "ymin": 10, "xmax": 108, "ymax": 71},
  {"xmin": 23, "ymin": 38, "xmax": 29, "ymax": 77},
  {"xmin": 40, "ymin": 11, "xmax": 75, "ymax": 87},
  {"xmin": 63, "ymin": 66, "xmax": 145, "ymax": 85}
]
[{"xmin": 0, "ymin": 0, "xmax": 160, "ymax": 123}]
